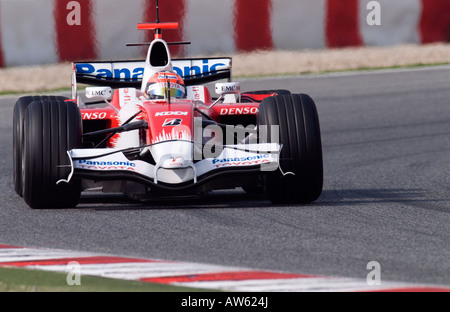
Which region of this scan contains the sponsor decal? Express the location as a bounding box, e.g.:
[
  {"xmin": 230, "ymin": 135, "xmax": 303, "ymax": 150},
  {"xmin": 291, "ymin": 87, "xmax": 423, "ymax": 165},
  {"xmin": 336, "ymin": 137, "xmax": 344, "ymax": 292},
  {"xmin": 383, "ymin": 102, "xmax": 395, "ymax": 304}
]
[
  {"xmin": 82, "ymin": 112, "xmax": 108, "ymax": 120},
  {"xmin": 169, "ymin": 156, "xmax": 184, "ymax": 167},
  {"xmin": 216, "ymin": 82, "xmax": 240, "ymax": 95},
  {"xmin": 173, "ymin": 59, "xmax": 226, "ymax": 78},
  {"xmin": 163, "ymin": 118, "xmax": 182, "ymax": 126},
  {"xmin": 222, "ymin": 85, "xmax": 238, "ymax": 92},
  {"xmin": 75, "ymin": 59, "xmax": 229, "ymax": 82},
  {"xmin": 172, "ymin": 156, "xmax": 182, "ymax": 162},
  {"xmin": 155, "ymin": 111, "xmax": 188, "ymax": 117},
  {"xmin": 86, "ymin": 88, "xmax": 109, "ymax": 97},
  {"xmin": 158, "ymin": 73, "xmax": 178, "ymax": 80},
  {"xmin": 119, "ymin": 88, "xmax": 136, "ymax": 107},
  {"xmin": 75, "ymin": 63, "xmax": 144, "ymax": 81},
  {"xmin": 212, "ymin": 154, "xmax": 270, "ymax": 168},
  {"xmin": 220, "ymin": 107, "xmax": 259, "ymax": 115},
  {"xmin": 189, "ymin": 86, "xmax": 205, "ymax": 102},
  {"xmin": 76, "ymin": 160, "xmax": 136, "ymax": 171}
]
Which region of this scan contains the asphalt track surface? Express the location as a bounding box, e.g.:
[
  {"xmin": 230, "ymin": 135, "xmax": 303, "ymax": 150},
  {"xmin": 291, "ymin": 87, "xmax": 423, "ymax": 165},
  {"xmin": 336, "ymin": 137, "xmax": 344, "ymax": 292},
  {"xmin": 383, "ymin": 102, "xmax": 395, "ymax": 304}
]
[{"xmin": 0, "ymin": 66, "xmax": 449, "ymax": 287}]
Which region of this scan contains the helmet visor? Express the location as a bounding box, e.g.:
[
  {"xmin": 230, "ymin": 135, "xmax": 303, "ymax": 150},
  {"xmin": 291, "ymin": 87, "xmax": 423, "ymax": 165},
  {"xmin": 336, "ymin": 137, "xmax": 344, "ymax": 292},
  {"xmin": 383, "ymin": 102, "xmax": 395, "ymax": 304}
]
[{"xmin": 147, "ymin": 82, "xmax": 185, "ymax": 99}]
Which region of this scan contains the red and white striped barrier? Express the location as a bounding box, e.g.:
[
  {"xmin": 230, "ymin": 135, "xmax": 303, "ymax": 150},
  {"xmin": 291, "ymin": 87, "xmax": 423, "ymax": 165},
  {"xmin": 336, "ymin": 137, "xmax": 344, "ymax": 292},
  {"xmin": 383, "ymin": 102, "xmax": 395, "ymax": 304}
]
[
  {"xmin": 0, "ymin": 0, "xmax": 448, "ymax": 67},
  {"xmin": 1, "ymin": 244, "xmax": 449, "ymax": 292}
]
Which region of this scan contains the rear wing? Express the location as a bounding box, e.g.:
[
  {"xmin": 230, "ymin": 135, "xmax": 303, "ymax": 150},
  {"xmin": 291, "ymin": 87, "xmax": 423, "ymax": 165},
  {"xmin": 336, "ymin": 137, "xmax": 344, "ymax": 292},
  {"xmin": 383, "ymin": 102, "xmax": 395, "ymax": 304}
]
[{"xmin": 73, "ymin": 57, "xmax": 232, "ymax": 90}]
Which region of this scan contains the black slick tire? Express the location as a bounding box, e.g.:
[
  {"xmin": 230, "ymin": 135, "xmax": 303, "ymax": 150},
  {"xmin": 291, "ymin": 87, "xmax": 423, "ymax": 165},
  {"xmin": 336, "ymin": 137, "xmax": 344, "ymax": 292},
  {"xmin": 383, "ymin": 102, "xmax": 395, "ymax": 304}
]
[
  {"xmin": 22, "ymin": 100, "xmax": 82, "ymax": 209},
  {"xmin": 13, "ymin": 95, "xmax": 68, "ymax": 196},
  {"xmin": 258, "ymin": 94, "xmax": 323, "ymax": 204}
]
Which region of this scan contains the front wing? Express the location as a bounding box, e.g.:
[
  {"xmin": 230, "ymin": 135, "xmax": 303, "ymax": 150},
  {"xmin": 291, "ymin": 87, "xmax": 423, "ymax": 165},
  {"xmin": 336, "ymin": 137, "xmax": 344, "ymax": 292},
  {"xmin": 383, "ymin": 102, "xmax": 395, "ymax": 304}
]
[{"xmin": 68, "ymin": 143, "xmax": 280, "ymax": 190}]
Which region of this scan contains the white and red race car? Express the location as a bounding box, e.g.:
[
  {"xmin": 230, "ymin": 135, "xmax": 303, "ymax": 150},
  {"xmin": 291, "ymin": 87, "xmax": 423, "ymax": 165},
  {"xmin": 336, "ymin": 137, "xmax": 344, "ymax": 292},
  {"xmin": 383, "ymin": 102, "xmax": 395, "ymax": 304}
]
[{"xmin": 13, "ymin": 17, "xmax": 323, "ymax": 209}]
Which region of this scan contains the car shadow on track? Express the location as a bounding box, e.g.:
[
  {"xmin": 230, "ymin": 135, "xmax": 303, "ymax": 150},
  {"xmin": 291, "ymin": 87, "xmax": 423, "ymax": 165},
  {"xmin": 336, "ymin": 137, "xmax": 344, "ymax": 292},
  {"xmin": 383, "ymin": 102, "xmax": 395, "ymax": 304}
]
[
  {"xmin": 75, "ymin": 188, "xmax": 274, "ymax": 211},
  {"xmin": 317, "ymin": 188, "xmax": 449, "ymax": 212},
  {"xmin": 71, "ymin": 188, "xmax": 448, "ymax": 211}
]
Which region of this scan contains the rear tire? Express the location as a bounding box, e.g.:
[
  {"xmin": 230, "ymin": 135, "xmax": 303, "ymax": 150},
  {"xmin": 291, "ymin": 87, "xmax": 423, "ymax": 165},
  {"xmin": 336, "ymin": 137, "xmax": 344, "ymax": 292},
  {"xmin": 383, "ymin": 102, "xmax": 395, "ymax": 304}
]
[
  {"xmin": 22, "ymin": 100, "xmax": 82, "ymax": 209},
  {"xmin": 258, "ymin": 94, "xmax": 323, "ymax": 204},
  {"xmin": 13, "ymin": 96, "xmax": 68, "ymax": 196}
]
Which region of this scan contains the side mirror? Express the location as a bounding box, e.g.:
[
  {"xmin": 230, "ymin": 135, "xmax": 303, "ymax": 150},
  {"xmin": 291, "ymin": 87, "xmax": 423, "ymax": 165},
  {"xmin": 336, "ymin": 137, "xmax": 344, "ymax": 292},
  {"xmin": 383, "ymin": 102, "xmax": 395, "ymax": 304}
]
[
  {"xmin": 85, "ymin": 87, "xmax": 113, "ymax": 100},
  {"xmin": 215, "ymin": 82, "xmax": 240, "ymax": 96},
  {"xmin": 214, "ymin": 82, "xmax": 241, "ymax": 104}
]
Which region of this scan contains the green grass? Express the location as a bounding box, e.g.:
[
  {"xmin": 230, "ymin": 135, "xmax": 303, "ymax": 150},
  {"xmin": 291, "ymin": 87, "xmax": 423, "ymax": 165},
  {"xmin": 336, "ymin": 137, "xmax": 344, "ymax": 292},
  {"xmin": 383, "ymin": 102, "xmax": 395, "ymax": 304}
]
[
  {"xmin": 0, "ymin": 87, "xmax": 72, "ymax": 96},
  {"xmin": 0, "ymin": 267, "xmax": 214, "ymax": 292}
]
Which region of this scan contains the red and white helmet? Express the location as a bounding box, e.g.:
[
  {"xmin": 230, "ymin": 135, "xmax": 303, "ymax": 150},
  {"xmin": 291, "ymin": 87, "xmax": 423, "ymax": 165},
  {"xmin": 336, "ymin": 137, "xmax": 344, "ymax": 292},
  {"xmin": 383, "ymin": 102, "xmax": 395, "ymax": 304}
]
[{"xmin": 145, "ymin": 71, "xmax": 185, "ymax": 99}]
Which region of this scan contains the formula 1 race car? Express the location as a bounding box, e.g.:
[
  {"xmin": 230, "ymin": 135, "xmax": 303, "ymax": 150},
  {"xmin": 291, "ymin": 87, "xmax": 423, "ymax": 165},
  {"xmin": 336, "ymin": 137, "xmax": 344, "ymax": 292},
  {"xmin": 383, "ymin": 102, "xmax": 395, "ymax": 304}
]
[{"xmin": 13, "ymin": 14, "xmax": 323, "ymax": 209}]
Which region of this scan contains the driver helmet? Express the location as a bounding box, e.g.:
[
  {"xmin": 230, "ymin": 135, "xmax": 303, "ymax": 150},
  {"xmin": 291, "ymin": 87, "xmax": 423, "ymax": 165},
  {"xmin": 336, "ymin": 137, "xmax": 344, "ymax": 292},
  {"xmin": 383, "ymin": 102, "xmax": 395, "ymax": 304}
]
[{"xmin": 145, "ymin": 71, "xmax": 185, "ymax": 99}]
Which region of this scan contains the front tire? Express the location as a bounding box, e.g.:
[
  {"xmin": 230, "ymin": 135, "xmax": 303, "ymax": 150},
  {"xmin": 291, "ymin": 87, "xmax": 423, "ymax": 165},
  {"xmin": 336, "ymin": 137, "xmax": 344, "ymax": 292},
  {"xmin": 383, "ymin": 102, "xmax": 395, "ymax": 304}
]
[
  {"xmin": 13, "ymin": 95, "xmax": 68, "ymax": 196},
  {"xmin": 22, "ymin": 100, "xmax": 82, "ymax": 209},
  {"xmin": 258, "ymin": 94, "xmax": 323, "ymax": 204}
]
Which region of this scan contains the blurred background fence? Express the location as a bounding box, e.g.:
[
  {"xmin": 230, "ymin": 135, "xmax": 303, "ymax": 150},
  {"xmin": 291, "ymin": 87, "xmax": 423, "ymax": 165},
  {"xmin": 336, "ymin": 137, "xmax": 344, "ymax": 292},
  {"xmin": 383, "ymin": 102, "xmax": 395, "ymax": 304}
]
[{"xmin": 0, "ymin": 0, "xmax": 448, "ymax": 67}]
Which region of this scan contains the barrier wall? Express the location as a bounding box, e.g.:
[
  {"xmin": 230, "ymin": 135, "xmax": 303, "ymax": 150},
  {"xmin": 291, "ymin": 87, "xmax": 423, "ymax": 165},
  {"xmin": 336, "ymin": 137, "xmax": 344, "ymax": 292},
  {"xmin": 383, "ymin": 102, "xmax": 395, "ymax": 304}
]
[{"xmin": 0, "ymin": 0, "xmax": 448, "ymax": 67}]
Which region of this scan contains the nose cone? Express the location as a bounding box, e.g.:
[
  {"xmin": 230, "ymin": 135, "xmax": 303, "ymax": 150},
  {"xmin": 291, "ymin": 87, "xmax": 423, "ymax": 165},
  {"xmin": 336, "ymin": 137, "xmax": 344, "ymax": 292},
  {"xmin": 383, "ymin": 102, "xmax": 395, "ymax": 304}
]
[
  {"xmin": 150, "ymin": 141, "xmax": 194, "ymax": 167},
  {"xmin": 151, "ymin": 143, "xmax": 197, "ymax": 184}
]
